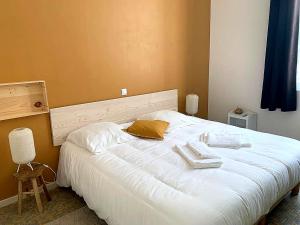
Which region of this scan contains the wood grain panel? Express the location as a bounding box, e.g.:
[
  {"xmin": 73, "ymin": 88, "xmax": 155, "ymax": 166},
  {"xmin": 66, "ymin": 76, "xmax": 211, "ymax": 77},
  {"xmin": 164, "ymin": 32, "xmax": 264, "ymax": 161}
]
[
  {"xmin": 50, "ymin": 89, "xmax": 178, "ymax": 146},
  {"xmin": 0, "ymin": 81, "xmax": 49, "ymax": 121}
]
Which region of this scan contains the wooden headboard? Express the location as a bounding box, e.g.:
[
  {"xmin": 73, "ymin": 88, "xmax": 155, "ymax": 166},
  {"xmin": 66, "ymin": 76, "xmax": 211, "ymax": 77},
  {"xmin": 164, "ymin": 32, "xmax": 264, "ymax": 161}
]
[{"xmin": 50, "ymin": 89, "xmax": 178, "ymax": 146}]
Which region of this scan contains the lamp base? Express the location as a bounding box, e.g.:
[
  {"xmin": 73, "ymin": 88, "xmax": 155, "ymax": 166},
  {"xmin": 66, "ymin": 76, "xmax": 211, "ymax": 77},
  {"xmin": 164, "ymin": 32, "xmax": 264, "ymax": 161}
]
[{"xmin": 16, "ymin": 162, "xmax": 34, "ymax": 173}]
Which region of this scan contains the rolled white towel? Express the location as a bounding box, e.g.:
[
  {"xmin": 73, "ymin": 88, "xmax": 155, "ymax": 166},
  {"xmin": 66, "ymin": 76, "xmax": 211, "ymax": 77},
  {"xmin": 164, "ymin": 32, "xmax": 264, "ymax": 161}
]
[
  {"xmin": 187, "ymin": 141, "xmax": 220, "ymax": 159},
  {"xmin": 175, "ymin": 145, "xmax": 223, "ymax": 169},
  {"xmin": 200, "ymin": 132, "xmax": 251, "ymax": 149}
]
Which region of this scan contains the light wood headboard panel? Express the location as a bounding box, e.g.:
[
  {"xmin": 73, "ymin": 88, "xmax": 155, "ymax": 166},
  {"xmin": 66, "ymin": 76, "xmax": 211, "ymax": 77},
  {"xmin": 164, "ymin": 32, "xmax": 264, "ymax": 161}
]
[{"xmin": 50, "ymin": 89, "xmax": 178, "ymax": 146}]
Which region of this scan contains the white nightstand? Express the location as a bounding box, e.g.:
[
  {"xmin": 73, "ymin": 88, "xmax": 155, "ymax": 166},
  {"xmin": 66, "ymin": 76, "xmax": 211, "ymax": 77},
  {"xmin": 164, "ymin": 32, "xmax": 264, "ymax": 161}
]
[{"xmin": 227, "ymin": 110, "xmax": 257, "ymax": 130}]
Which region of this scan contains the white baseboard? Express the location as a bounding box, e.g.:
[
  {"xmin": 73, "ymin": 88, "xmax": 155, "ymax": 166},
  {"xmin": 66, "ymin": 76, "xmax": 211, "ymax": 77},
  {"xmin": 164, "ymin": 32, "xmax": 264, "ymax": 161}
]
[
  {"xmin": 0, "ymin": 195, "xmax": 18, "ymax": 209},
  {"xmin": 0, "ymin": 182, "xmax": 57, "ymax": 208}
]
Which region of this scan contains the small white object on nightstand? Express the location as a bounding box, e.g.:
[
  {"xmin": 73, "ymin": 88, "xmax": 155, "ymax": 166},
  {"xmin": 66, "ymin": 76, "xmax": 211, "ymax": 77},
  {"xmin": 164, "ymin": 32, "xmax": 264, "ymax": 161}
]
[{"xmin": 227, "ymin": 110, "xmax": 257, "ymax": 130}]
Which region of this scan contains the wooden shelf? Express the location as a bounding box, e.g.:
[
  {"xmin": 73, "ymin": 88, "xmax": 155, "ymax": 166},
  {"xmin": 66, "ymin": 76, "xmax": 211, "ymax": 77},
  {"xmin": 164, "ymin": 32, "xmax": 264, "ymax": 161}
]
[{"xmin": 0, "ymin": 81, "xmax": 49, "ymax": 121}]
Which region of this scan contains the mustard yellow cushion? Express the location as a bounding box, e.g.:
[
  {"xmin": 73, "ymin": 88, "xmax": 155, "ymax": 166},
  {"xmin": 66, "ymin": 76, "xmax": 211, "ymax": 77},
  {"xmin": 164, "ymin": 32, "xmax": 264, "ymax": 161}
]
[{"xmin": 125, "ymin": 120, "xmax": 169, "ymax": 140}]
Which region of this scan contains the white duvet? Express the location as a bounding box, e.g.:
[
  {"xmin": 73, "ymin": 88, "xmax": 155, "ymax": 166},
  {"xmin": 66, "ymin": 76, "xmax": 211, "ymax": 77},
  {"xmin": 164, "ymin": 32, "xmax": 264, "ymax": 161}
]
[{"xmin": 57, "ymin": 117, "xmax": 300, "ymax": 225}]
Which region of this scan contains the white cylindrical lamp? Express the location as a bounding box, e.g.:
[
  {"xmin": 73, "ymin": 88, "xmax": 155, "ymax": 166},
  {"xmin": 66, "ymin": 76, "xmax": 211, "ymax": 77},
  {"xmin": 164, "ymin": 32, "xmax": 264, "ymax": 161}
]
[
  {"xmin": 186, "ymin": 94, "xmax": 199, "ymax": 116},
  {"xmin": 8, "ymin": 128, "xmax": 36, "ymax": 171}
]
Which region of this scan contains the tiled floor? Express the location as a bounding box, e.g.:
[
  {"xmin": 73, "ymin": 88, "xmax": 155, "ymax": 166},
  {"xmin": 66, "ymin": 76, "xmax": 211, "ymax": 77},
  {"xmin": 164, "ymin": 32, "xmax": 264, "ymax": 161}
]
[{"xmin": 0, "ymin": 187, "xmax": 299, "ymax": 225}]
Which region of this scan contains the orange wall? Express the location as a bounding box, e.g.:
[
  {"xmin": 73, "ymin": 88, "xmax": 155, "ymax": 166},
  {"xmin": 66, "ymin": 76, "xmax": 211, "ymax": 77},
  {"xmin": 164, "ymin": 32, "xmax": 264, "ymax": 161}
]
[{"xmin": 0, "ymin": 0, "xmax": 210, "ymax": 200}]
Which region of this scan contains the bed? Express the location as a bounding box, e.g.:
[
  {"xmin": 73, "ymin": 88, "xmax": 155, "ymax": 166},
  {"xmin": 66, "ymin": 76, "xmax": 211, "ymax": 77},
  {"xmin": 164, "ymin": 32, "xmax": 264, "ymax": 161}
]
[{"xmin": 50, "ymin": 90, "xmax": 300, "ymax": 225}]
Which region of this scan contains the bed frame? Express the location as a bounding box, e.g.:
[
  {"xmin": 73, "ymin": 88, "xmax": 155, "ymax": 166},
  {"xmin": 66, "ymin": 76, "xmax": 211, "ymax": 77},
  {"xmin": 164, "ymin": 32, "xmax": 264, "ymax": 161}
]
[
  {"xmin": 49, "ymin": 88, "xmax": 299, "ymax": 225},
  {"xmin": 256, "ymin": 184, "xmax": 299, "ymax": 225},
  {"xmin": 50, "ymin": 89, "xmax": 178, "ymax": 146}
]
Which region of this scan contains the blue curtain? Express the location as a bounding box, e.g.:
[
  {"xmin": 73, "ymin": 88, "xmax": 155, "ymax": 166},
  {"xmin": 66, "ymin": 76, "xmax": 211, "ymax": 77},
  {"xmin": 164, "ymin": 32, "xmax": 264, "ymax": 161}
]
[{"xmin": 261, "ymin": 0, "xmax": 300, "ymax": 111}]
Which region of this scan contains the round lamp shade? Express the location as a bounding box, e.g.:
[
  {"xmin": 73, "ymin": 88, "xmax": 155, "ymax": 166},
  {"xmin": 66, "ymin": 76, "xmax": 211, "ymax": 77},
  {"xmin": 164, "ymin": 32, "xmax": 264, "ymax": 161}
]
[
  {"xmin": 8, "ymin": 128, "xmax": 36, "ymax": 164},
  {"xmin": 186, "ymin": 94, "xmax": 199, "ymax": 115}
]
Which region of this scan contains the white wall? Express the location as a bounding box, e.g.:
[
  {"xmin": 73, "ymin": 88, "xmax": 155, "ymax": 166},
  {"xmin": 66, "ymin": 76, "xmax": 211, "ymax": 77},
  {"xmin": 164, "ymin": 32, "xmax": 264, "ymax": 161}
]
[{"xmin": 209, "ymin": 0, "xmax": 300, "ymax": 140}]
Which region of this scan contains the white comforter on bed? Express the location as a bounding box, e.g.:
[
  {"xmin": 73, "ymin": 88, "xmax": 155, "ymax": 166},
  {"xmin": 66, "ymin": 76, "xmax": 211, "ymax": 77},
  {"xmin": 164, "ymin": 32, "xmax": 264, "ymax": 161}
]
[{"xmin": 57, "ymin": 118, "xmax": 300, "ymax": 225}]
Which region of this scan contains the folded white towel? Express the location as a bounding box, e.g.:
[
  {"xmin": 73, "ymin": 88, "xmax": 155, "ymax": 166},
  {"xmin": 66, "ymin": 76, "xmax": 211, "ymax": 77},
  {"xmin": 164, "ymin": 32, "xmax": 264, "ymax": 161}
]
[
  {"xmin": 187, "ymin": 141, "xmax": 220, "ymax": 159},
  {"xmin": 200, "ymin": 132, "xmax": 251, "ymax": 149},
  {"xmin": 175, "ymin": 145, "xmax": 223, "ymax": 169}
]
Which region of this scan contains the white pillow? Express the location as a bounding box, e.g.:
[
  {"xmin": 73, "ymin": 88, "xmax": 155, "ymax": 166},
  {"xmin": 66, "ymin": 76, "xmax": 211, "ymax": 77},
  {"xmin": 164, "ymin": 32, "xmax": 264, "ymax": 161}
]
[
  {"xmin": 66, "ymin": 122, "xmax": 135, "ymax": 153},
  {"xmin": 137, "ymin": 110, "xmax": 194, "ymax": 132}
]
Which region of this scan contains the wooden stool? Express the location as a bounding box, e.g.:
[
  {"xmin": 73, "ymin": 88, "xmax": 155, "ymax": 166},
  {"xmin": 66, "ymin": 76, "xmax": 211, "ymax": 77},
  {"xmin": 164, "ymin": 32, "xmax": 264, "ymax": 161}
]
[{"xmin": 13, "ymin": 164, "xmax": 51, "ymax": 215}]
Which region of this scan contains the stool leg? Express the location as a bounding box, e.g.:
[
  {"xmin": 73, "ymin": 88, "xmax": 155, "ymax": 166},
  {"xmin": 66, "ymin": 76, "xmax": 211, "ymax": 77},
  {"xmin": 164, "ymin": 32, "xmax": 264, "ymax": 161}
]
[
  {"xmin": 17, "ymin": 181, "xmax": 22, "ymax": 215},
  {"xmin": 39, "ymin": 176, "xmax": 51, "ymax": 201},
  {"xmin": 31, "ymin": 178, "xmax": 43, "ymax": 213}
]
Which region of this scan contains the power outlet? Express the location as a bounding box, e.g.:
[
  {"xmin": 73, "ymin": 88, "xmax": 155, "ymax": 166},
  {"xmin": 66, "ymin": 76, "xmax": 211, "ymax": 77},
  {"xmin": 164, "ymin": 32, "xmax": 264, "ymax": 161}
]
[{"xmin": 121, "ymin": 88, "xmax": 127, "ymax": 96}]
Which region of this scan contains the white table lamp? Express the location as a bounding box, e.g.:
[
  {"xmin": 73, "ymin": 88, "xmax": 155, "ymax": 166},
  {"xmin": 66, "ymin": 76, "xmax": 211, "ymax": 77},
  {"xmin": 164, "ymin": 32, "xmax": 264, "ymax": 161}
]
[
  {"xmin": 9, "ymin": 128, "xmax": 36, "ymax": 172},
  {"xmin": 186, "ymin": 94, "xmax": 199, "ymax": 116}
]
